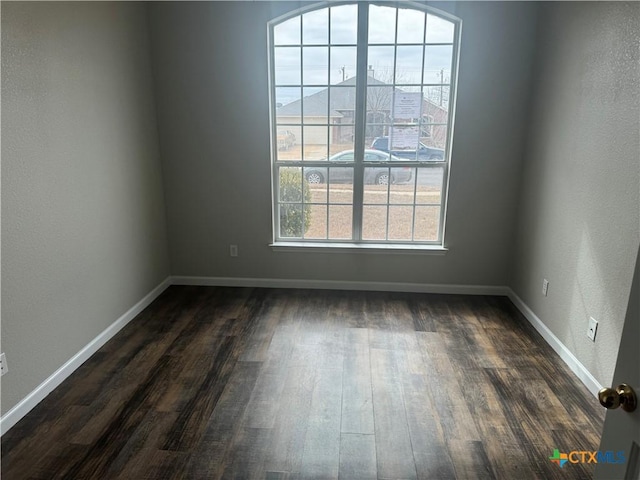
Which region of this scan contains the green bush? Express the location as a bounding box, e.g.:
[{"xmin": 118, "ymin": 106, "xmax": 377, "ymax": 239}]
[{"xmin": 279, "ymin": 168, "xmax": 312, "ymax": 237}]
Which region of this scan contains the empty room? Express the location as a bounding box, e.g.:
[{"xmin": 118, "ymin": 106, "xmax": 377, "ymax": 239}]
[{"xmin": 1, "ymin": 1, "xmax": 639, "ymax": 479}]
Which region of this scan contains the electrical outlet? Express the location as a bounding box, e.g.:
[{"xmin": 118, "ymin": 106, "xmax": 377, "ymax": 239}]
[
  {"xmin": 229, "ymin": 244, "xmax": 238, "ymax": 257},
  {"xmin": 0, "ymin": 353, "xmax": 8, "ymax": 376},
  {"xmin": 587, "ymin": 317, "xmax": 598, "ymax": 342},
  {"xmin": 542, "ymin": 279, "xmax": 549, "ymax": 296}
]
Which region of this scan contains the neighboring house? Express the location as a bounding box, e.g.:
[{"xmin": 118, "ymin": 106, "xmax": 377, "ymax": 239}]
[{"xmin": 276, "ymin": 75, "xmax": 449, "ymax": 148}]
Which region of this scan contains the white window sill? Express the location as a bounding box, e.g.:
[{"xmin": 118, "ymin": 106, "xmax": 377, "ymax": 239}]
[{"xmin": 270, "ymin": 242, "xmax": 448, "ymax": 255}]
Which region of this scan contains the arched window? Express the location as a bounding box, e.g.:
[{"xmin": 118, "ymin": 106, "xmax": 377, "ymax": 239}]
[{"xmin": 270, "ymin": 3, "xmax": 460, "ymax": 246}]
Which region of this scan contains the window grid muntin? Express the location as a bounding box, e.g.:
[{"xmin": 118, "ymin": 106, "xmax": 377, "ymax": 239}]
[{"xmin": 270, "ymin": 2, "xmax": 458, "ymax": 245}]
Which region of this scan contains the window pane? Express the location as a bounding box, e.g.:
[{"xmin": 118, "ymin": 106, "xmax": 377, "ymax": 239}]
[
  {"xmin": 390, "ymin": 174, "xmax": 415, "ymax": 204},
  {"xmin": 368, "ymin": 5, "xmax": 396, "ymax": 44},
  {"xmin": 389, "ymin": 126, "xmax": 421, "ymax": 152},
  {"xmin": 329, "ymin": 205, "xmax": 352, "ymax": 239},
  {"xmin": 363, "ymin": 171, "xmax": 388, "ymax": 204},
  {"xmin": 416, "ymin": 167, "xmax": 444, "ymax": 204},
  {"xmin": 364, "ymin": 150, "xmax": 391, "ymax": 162},
  {"xmin": 391, "ymin": 165, "xmax": 413, "ymax": 186},
  {"xmin": 275, "ymin": 87, "xmax": 301, "ymax": 119},
  {"xmin": 388, "ymin": 206, "xmax": 413, "ymax": 241},
  {"xmin": 367, "ymin": 46, "xmax": 395, "ymax": 84},
  {"xmin": 423, "ymin": 84, "xmax": 450, "ymax": 106},
  {"xmin": 280, "ymin": 204, "xmax": 305, "ymax": 238},
  {"xmin": 423, "ymin": 123, "xmax": 448, "ymax": 154},
  {"xmin": 333, "ymin": 127, "xmax": 356, "ymax": 150},
  {"xmin": 303, "ymin": 9, "xmax": 328, "ymax": 45},
  {"xmin": 330, "ymin": 46, "xmax": 357, "ymax": 85},
  {"xmin": 366, "ymin": 86, "xmax": 392, "ymax": 144},
  {"xmin": 426, "ymin": 14, "xmax": 454, "ymax": 44},
  {"xmin": 276, "ymin": 127, "xmax": 301, "ymax": 161},
  {"xmin": 306, "ymin": 204, "xmax": 327, "ymax": 239},
  {"xmin": 279, "ymin": 167, "xmax": 313, "ymax": 238},
  {"xmin": 330, "ymin": 86, "xmax": 357, "ymax": 116},
  {"xmin": 421, "ymin": 111, "xmax": 449, "ymax": 143},
  {"xmin": 414, "ymin": 206, "xmax": 440, "ymax": 241},
  {"xmin": 303, "ymin": 87, "xmax": 328, "ymax": 124},
  {"xmin": 423, "ymin": 89, "xmax": 448, "ymax": 114},
  {"xmin": 366, "ymin": 86, "xmax": 393, "ymax": 120},
  {"xmin": 329, "ymin": 150, "xmax": 354, "ymax": 162},
  {"xmin": 331, "ymin": 5, "xmax": 357, "ymax": 44},
  {"xmin": 366, "ymin": 127, "xmax": 390, "ymax": 149},
  {"xmin": 303, "ymin": 47, "xmax": 328, "ymax": 85},
  {"xmin": 330, "ymin": 87, "xmax": 356, "ymax": 149},
  {"xmin": 397, "ymin": 9, "xmax": 425, "ymax": 44},
  {"xmin": 328, "ymin": 168, "xmax": 353, "ymax": 203},
  {"xmin": 332, "ymin": 145, "xmax": 355, "ymax": 163},
  {"xmin": 364, "ymin": 166, "xmax": 391, "ymax": 186},
  {"xmin": 276, "ymin": 149, "xmax": 300, "ymax": 162},
  {"xmin": 274, "ymin": 16, "xmax": 300, "ymax": 45},
  {"xmin": 362, "ymin": 206, "xmax": 387, "ymax": 240},
  {"xmin": 304, "ymin": 167, "xmax": 328, "ymax": 195},
  {"xmin": 275, "ymin": 47, "xmax": 301, "ymax": 85},
  {"xmin": 302, "ymin": 126, "xmax": 328, "ymax": 160},
  {"xmin": 279, "ymin": 167, "xmax": 303, "ymax": 203},
  {"xmin": 424, "ymin": 45, "xmax": 453, "ymax": 87},
  {"xmin": 395, "ymin": 46, "xmax": 424, "ymax": 85}
]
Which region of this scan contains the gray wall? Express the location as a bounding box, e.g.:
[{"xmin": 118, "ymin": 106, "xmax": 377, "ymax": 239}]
[
  {"xmin": 511, "ymin": 2, "xmax": 640, "ymax": 387},
  {"xmin": 1, "ymin": 2, "xmax": 170, "ymax": 415},
  {"xmin": 149, "ymin": 1, "xmax": 537, "ymax": 286}
]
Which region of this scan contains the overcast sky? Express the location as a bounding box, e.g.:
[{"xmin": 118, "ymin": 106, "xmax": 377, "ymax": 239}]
[{"xmin": 273, "ymin": 4, "xmax": 455, "ymax": 106}]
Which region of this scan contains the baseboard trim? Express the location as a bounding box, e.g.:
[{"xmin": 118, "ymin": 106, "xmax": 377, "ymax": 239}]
[
  {"xmin": 0, "ymin": 276, "xmax": 172, "ymax": 436},
  {"xmin": 171, "ymin": 275, "xmax": 511, "ymax": 296},
  {"xmin": 506, "ymin": 288, "xmax": 602, "ymax": 397}
]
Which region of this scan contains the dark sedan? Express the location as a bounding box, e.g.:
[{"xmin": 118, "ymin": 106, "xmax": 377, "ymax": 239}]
[{"xmin": 304, "ymin": 150, "xmax": 413, "ymax": 185}]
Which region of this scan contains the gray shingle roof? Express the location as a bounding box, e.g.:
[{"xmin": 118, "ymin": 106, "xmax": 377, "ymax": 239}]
[
  {"xmin": 275, "ymin": 76, "xmax": 448, "ymax": 119},
  {"xmin": 276, "ymin": 76, "xmax": 391, "ymax": 117}
]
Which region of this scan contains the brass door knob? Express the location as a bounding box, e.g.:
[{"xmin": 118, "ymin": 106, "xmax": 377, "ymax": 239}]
[{"xmin": 598, "ymin": 383, "xmax": 637, "ymax": 412}]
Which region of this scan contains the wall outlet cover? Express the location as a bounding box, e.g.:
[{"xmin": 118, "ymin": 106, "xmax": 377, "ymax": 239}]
[
  {"xmin": 542, "ymin": 279, "xmax": 549, "ymax": 296},
  {"xmin": 587, "ymin": 317, "xmax": 598, "ymax": 342},
  {"xmin": 0, "ymin": 353, "xmax": 7, "ymax": 376}
]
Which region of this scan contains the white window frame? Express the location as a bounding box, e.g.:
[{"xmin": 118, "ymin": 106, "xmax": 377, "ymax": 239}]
[{"xmin": 268, "ymin": 2, "xmax": 461, "ymax": 250}]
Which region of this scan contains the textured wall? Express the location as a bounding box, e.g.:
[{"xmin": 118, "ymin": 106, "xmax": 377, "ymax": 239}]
[
  {"xmin": 148, "ymin": 1, "xmax": 537, "ymax": 286},
  {"xmin": 511, "ymin": 2, "xmax": 640, "ymax": 386},
  {"xmin": 1, "ymin": 2, "xmax": 170, "ymax": 415}
]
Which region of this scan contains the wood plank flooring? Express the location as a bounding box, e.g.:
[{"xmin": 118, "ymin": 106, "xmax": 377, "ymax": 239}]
[{"xmin": 1, "ymin": 286, "xmax": 605, "ymax": 479}]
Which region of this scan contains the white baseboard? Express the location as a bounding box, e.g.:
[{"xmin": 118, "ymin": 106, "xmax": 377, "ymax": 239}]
[
  {"xmin": 506, "ymin": 288, "xmax": 602, "ymax": 397},
  {"xmin": 171, "ymin": 275, "xmax": 511, "ymax": 296},
  {"xmin": 0, "ymin": 276, "xmax": 172, "ymax": 436}
]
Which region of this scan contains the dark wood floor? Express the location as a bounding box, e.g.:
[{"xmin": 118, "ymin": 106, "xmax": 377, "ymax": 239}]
[{"xmin": 2, "ymin": 286, "xmax": 605, "ymax": 479}]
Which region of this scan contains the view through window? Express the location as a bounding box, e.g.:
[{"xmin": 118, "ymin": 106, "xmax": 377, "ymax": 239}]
[{"xmin": 271, "ymin": 3, "xmax": 459, "ymax": 245}]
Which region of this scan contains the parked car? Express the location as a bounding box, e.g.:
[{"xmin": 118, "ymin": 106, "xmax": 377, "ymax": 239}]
[
  {"xmin": 371, "ymin": 136, "xmax": 444, "ymax": 160},
  {"xmin": 277, "ymin": 130, "xmax": 296, "ymax": 150},
  {"xmin": 303, "ymin": 150, "xmax": 412, "ymax": 185}
]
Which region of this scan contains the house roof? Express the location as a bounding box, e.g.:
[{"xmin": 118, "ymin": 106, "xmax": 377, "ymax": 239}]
[
  {"xmin": 276, "ymin": 75, "xmax": 448, "ymax": 118},
  {"xmin": 276, "ymin": 76, "xmax": 392, "ymax": 117}
]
